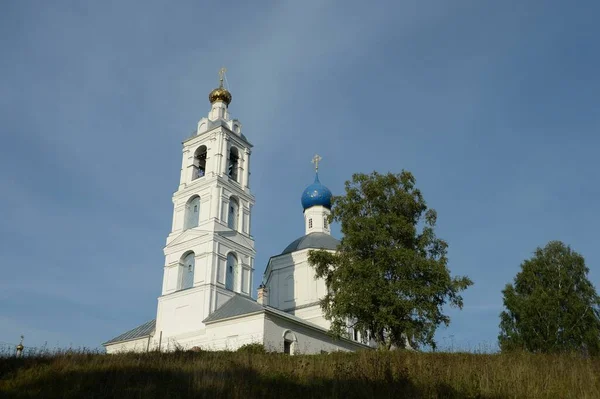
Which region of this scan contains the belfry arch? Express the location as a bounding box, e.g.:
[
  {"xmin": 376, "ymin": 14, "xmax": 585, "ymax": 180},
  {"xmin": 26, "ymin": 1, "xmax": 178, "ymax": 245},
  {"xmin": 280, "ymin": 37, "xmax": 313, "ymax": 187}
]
[
  {"xmin": 228, "ymin": 147, "xmax": 239, "ymax": 182},
  {"xmin": 179, "ymin": 251, "xmax": 195, "ymax": 290},
  {"xmin": 184, "ymin": 196, "xmax": 200, "ymax": 230},
  {"xmin": 228, "ymin": 196, "xmax": 239, "ymax": 230},
  {"xmin": 192, "ymin": 145, "xmax": 207, "ymax": 180},
  {"xmin": 225, "ymin": 252, "xmax": 238, "ymax": 291}
]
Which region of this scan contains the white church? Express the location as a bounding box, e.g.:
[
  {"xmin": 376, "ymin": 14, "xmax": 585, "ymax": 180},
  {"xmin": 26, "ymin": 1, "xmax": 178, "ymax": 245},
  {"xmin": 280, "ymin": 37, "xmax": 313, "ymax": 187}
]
[{"xmin": 103, "ymin": 72, "xmax": 370, "ymax": 354}]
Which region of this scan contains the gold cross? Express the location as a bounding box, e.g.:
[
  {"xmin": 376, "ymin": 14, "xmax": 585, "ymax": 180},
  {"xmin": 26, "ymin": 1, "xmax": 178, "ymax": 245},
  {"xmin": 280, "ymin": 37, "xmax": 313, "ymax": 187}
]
[
  {"xmin": 218, "ymin": 67, "xmax": 227, "ymax": 87},
  {"xmin": 311, "ymin": 154, "xmax": 322, "ymax": 172}
]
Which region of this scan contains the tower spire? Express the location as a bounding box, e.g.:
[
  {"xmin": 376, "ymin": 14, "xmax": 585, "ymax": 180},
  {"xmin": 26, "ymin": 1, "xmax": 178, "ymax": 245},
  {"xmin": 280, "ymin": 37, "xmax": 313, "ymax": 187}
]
[{"xmin": 16, "ymin": 335, "xmax": 24, "ymax": 358}]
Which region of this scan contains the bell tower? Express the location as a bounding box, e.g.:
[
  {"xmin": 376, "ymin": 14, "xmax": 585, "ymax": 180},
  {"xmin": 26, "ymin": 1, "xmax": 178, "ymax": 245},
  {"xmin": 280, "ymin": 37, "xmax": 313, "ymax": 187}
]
[{"xmin": 154, "ymin": 69, "xmax": 255, "ymax": 348}]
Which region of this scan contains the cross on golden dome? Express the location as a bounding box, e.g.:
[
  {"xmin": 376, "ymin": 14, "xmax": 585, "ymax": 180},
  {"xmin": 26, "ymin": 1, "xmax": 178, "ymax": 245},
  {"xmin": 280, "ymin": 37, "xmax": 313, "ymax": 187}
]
[{"xmin": 218, "ymin": 67, "xmax": 227, "ymax": 87}]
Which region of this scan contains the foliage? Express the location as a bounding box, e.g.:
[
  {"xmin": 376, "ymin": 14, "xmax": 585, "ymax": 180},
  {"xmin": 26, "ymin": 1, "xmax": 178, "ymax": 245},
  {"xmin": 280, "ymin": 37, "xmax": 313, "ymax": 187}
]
[
  {"xmin": 2, "ymin": 349, "xmax": 600, "ymax": 398},
  {"xmin": 308, "ymin": 171, "xmax": 472, "ymax": 350},
  {"xmin": 499, "ymin": 240, "xmax": 600, "ymax": 354},
  {"xmin": 236, "ymin": 343, "xmax": 267, "ymax": 354}
]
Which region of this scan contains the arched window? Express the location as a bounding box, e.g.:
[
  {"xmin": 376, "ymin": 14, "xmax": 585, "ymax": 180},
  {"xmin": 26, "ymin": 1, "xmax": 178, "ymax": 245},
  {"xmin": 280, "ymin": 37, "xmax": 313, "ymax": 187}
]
[
  {"xmin": 180, "ymin": 252, "xmax": 195, "ymax": 290},
  {"xmin": 184, "ymin": 196, "xmax": 200, "ymax": 230},
  {"xmin": 192, "ymin": 145, "xmax": 207, "ymax": 180},
  {"xmin": 283, "ymin": 330, "xmax": 297, "ymax": 355},
  {"xmin": 228, "ymin": 147, "xmax": 239, "ymax": 182},
  {"xmin": 226, "ymin": 253, "xmax": 237, "ymax": 291},
  {"xmin": 228, "ymin": 197, "xmax": 239, "ymax": 230}
]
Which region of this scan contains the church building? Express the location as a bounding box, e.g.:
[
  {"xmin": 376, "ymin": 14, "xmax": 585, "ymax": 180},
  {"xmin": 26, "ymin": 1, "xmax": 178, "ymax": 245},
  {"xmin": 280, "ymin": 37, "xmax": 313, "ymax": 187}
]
[{"xmin": 103, "ymin": 72, "xmax": 369, "ymax": 354}]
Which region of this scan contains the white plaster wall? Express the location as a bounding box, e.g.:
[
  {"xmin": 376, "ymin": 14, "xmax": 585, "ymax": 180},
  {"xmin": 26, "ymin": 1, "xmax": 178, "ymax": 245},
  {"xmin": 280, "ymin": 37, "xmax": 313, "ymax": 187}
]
[
  {"xmin": 105, "ymin": 337, "xmax": 151, "ymax": 354},
  {"xmin": 304, "ymin": 205, "xmax": 331, "ymax": 235},
  {"xmin": 291, "ymin": 304, "xmax": 330, "ymax": 329},
  {"xmin": 162, "ymin": 237, "xmax": 214, "ymax": 296},
  {"xmin": 155, "ymin": 286, "xmax": 212, "ymax": 339},
  {"xmin": 209, "ymin": 101, "xmax": 229, "ymax": 121},
  {"xmin": 265, "ymin": 249, "xmax": 328, "ymax": 312},
  {"xmin": 263, "ymin": 314, "xmax": 367, "ymax": 354},
  {"xmin": 161, "ymin": 232, "xmax": 255, "ymax": 295},
  {"xmin": 151, "ymin": 313, "xmax": 264, "ymax": 352},
  {"xmin": 201, "ymin": 314, "xmax": 265, "ymax": 351},
  {"xmin": 170, "ymin": 179, "xmax": 222, "ymax": 235},
  {"xmin": 155, "ymin": 283, "xmax": 242, "ymax": 348}
]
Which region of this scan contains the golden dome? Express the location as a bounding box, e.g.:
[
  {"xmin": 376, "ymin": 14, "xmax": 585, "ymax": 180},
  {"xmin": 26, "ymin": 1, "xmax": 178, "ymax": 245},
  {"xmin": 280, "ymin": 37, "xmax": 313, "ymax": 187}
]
[
  {"xmin": 209, "ymin": 86, "xmax": 232, "ymax": 105},
  {"xmin": 209, "ymin": 67, "xmax": 232, "ymax": 105}
]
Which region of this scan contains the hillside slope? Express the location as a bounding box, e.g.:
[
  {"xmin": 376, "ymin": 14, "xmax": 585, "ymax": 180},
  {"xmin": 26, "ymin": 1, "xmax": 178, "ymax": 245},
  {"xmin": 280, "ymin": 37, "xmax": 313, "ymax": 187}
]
[{"xmin": 1, "ymin": 350, "xmax": 599, "ymax": 398}]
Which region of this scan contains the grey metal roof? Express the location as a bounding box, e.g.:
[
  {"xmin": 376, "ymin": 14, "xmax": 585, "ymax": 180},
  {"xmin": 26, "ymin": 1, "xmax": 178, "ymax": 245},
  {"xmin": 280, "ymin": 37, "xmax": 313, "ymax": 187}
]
[
  {"xmin": 264, "ymin": 305, "xmax": 324, "ymax": 330},
  {"xmin": 202, "ymin": 294, "xmax": 325, "ymax": 332},
  {"xmin": 203, "ymin": 294, "xmax": 264, "ymax": 323},
  {"xmin": 103, "ymin": 319, "xmax": 155, "ymax": 345},
  {"xmin": 281, "ymin": 232, "xmax": 340, "ymax": 255},
  {"xmin": 190, "ymin": 294, "xmax": 370, "ymax": 349}
]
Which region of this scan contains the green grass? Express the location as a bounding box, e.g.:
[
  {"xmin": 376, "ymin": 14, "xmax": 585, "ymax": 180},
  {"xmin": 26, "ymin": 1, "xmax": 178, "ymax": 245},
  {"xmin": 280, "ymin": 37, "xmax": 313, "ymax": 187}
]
[{"xmin": 1, "ymin": 349, "xmax": 599, "ymax": 398}]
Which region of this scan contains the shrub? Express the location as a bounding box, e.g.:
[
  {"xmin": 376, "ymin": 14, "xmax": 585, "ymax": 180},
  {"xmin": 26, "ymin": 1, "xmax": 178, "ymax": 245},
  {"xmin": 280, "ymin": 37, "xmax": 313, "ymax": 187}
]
[{"xmin": 236, "ymin": 343, "xmax": 266, "ymax": 354}]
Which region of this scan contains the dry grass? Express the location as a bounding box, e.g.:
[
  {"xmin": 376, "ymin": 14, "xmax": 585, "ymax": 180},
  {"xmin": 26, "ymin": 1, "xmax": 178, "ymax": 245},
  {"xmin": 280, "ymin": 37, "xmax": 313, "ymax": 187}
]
[{"xmin": 1, "ymin": 349, "xmax": 599, "ymax": 398}]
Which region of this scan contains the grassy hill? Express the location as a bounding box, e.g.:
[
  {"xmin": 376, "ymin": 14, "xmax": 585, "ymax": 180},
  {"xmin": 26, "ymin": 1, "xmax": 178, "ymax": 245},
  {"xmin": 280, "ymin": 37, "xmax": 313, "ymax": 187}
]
[{"xmin": 1, "ymin": 348, "xmax": 599, "ymax": 398}]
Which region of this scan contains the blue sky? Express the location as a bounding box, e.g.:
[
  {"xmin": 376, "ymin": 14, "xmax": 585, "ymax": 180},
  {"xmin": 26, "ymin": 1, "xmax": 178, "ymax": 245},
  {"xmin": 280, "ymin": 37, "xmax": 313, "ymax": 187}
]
[{"xmin": 1, "ymin": 0, "xmax": 599, "ymax": 351}]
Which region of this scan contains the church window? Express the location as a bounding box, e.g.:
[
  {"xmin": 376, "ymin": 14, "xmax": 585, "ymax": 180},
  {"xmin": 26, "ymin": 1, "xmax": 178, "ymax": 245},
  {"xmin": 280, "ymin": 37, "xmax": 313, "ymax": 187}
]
[
  {"xmin": 308, "ymin": 218, "xmax": 313, "ymax": 229},
  {"xmin": 353, "ymin": 329, "xmax": 358, "ymax": 341},
  {"xmin": 283, "ymin": 330, "xmax": 296, "ymax": 355},
  {"xmin": 226, "ymin": 253, "xmax": 237, "ymax": 291},
  {"xmin": 241, "ymin": 268, "xmax": 248, "ymax": 294},
  {"xmin": 228, "ymin": 197, "xmax": 239, "ymax": 230},
  {"xmin": 180, "ymin": 252, "xmax": 195, "ymax": 290},
  {"xmin": 284, "ymin": 340, "xmax": 292, "ymax": 355},
  {"xmin": 284, "ymin": 275, "xmax": 294, "ymax": 302},
  {"xmin": 324, "ymin": 217, "xmax": 328, "ymax": 229},
  {"xmin": 228, "ymin": 147, "xmax": 239, "ymax": 182},
  {"xmin": 192, "ymin": 145, "xmax": 207, "ymax": 180},
  {"xmin": 184, "ymin": 196, "xmax": 201, "ymax": 230}
]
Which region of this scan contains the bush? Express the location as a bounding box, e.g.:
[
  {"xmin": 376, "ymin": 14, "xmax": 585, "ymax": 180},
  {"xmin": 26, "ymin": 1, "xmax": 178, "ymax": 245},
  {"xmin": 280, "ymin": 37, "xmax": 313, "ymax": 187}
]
[
  {"xmin": 187, "ymin": 346, "xmax": 205, "ymax": 353},
  {"xmin": 236, "ymin": 343, "xmax": 267, "ymax": 354}
]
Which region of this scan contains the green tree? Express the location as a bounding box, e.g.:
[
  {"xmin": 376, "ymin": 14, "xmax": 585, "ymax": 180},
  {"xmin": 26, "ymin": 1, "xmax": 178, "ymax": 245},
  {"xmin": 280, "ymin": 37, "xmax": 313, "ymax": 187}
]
[
  {"xmin": 499, "ymin": 241, "xmax": 600, "ymax": 354},
  {"xmin": 308, "ymin": 171, "xmax": 472, "ymax": 350}
]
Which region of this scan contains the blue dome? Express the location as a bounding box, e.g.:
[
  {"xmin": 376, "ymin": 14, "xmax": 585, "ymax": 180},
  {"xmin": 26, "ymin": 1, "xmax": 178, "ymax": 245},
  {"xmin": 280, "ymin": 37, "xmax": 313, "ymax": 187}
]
[{"xmin": 301, "ymin": 174, "xmax": 332, "ymax": 210}]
